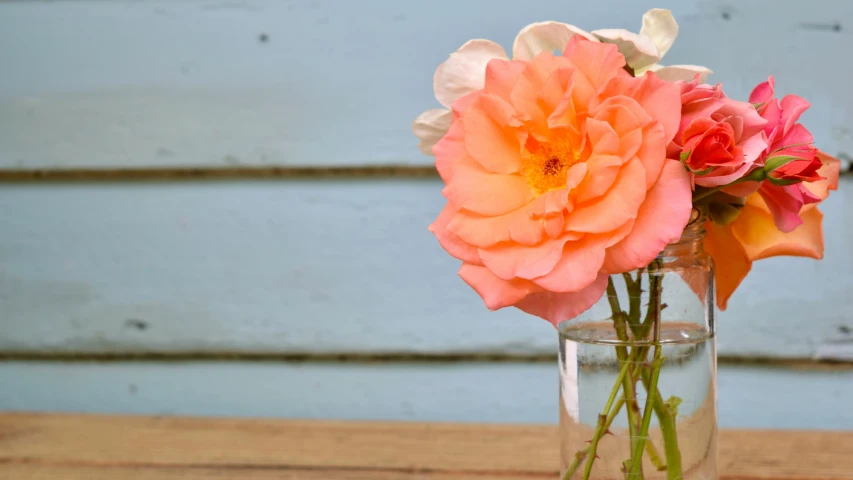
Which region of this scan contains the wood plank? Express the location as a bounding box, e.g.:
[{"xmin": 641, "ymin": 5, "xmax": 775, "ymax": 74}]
[
  {"xmin": 0, "ymin": 465, "xmax": 530, "ymax": 480},
  {"xmin": 1, "ymin": 361, "xmax": 852, "ymax": 429},
  {"xmin": 1, "ymin": 1, "xmax": 852, "ymax": 170},
  {"xmin": 0, "ymin": 180, "xmax": 851, "ymax": 360},
  {"xmin": 0, "ymin": 413, "xmax": 851, "ymax": 479}
]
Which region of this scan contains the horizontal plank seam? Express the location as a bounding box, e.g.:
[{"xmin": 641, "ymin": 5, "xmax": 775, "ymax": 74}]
[
  {"xmin": 0, "ymin": 166, "xmax": 439, "ymax": 182},
  {"xmin": 0, "ymin": 457, "xmax": 556, "ymax": 478},
  {"xmin": 0, "ymin": 164, "xmax": 851, "ymax": 182},
  {"xmin": 0, "ymin": 352, "xmax": 850, "ymax": 369}
]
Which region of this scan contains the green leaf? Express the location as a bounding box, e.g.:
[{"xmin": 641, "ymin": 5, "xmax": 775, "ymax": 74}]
[
  {"xmin": 764, "ymin": 155, "xmax": 802, "ymax": 173},
  {"xmin": 691, "ymin": 166, "xmax": 714, "ymax": 176},
  {"xmin": 767, "ymin": 175, "xmax": 801, "ymax": 186},
  {"xmin": 709, "ymin": 201, "xmax": 744, "ymax": 225},
  {"xmin": 679, "ymin": 150, "xmax": 691, "ymax": 168}
]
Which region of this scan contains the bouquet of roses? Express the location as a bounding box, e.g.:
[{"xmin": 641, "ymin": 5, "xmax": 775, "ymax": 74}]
[{"xmin": 413, "ymin": 8, "xmax": 839, "ymax": 480}]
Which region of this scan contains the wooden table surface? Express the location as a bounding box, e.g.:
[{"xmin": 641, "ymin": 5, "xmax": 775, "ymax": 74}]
[{"xmin": 0, "ymin": 413, "xmax": 851, "ymax": 479}]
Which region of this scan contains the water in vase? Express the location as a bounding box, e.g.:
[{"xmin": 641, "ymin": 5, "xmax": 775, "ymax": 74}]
[{"xmin": 559, "ymin": 321, "xmax": 717, "ymax": 480}]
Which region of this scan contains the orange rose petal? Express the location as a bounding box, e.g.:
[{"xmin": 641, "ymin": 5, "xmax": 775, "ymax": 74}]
[
  {"xmin": 458, "ymin": 263, "xmax": 539, "ymax": 311},
  {"xmin": 564, "ymin": 158, "xmax": 647, "ymax": 233},
  {"xmin": 448, "ymin": 208, "xmax": 543, "ymax": 248},
  {"xmin": 428, "ymin": 204, "xmax": 482, "ymax": 265},
  {"xmin": 584, "ymin": 118, "xmax": 620, "ymax": 156},
  {"xmin": 634, "ymin": 122, "xmax": 668, "ymax": 188},
  {"xmin": 574, "ymin": 154, "xmax": 622, "ymax": 203},
  {"xmin": 562, "ymin": 38, "xmax": 628, "ymax": 108},
  {"xmin": 462, "ymin": 94, "xmax": 526, "ymax": 174},
  {"xmin": 596, "ymin": 72, "xmax": 681, "ymax": 142},
  {"xmin": 705, "ymin": 220, "xmax": 752, "ymax": 311},
  {"xmin": 803, "ymin": 151, "xmax": 841, "ymax": 210},
  {"xmin": 433, "ymin": 120, "xmax": 467, "ymax": 183},
  {"xmin": 444, "ymin": 163, "xmax": 535, "ymax": 216},
  {"xmin": 601, "ymin": 160, "xmax": 691, "ymax": 273},
  {"xmin": 479, "ymin": 233, "xmax": 581, "ymax": 281},
  {"xmin": 483, "ymin": 59, "xmax": 528, "ymax": 101},
  {"xmin": 530, "ymin": 234, "xmax": 611, "ymax": 292},
  {"xmin": 732, "ymin": 202, "xmax": 824, "ymax": 262},
  {"xmin": 516, "ymin": 274, "xmax": 609, "ymax": 326}
]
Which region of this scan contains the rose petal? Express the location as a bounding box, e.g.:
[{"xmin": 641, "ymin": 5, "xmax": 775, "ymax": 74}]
[
  {"xmin": 479, "ymin": 232, "xmax": 583, "ymax": 281},
  {"xmin": 757, "ymin": 183, "xmax": 807, "ymax": 233},
  {"xmin": 429, "ymin": 203, "xmax": 481, "ymax": 264},
  {"xmin": 749, "ymin": 76, "xmax": 775, "ymax": 104},
  {"xmin": 601, "ymin": 160, "xmax": 692, "ymax": 273},
  {"xmin": 574, "ymin": 154, "xmax": 623, "ymax": 203},
  {"xmin": 779, "ymin": 95, "xmax": 811, "ymax": 136},
  {"xmin": 515, "ymin": 273, "xmax": 609, "ymax": 326},
  {"xmin": 590, "ymin": 98, "xmax": 648, "ymax": 161},
  {"xmin": 444, "ymin": 164, "xmax": 535, "ymax": 216},
  {"xmin": 434, "ymin": 39, "xmax": 509, "ymax": 108},
  {"xmin": 510, "ymin": 54, "xmax": 573, "ymax": 136},
  {"xmin": 565, "ymin": 158, "xmax": 647, "ymax": 234},
  {"xmin": 733, "ymin": 196, "xmax": 824, "ymax": 261},
  {"xmin": 458, "ymin": 263, "xmax": 539, "ymax": 310},
  {"xmin": 462, "ymin": 94, "xmax": 526, "ymax": 174},
  {"xmin": 483, "ymin": 59, "xmax": 528, "ymax": 101},
  {"xmin": 433, "ymin": 120, "xmax": 467, "ymax": 182},
  {"xmin": 639, "ymin": 8, "xmax": 679, "ymax": 59},
  {"xmin": 803, "ymin": 151, "xmax": 841, "ymax": 207},
  {"xmin": 448, "ymin": 208, "xmax": 543, "ymax": 248},
  {"xmin": 704, "ymin": 220, "xmax": 751, "ymax": 310},
  {"xmin": 595, "ymin": 72, "xmax": 681, "ymax": 144},
  {"xmin": 412, "ymin": 108, "xmax": 453, "ymax": 156},
  {"xmin": 649, "ymin": 64, "xmax": 713, "ymax": 83},
  {"xmin": 591, "ymin": 28, "xmax": 660, "ymax": 71},
  {"xmin": 635, "ymin": 122, "xmax": 668, "ymax": 189},
  {"xmin": 512, "ymin": 22, "xmax": 598, "ymax": 61},
  {"xmin": 530, "ymin": 234, "xmax": 610, "ymax": 292},
  {"xmin": 562, "ymin": 37, "xmax": 629, "ymax": 111}
]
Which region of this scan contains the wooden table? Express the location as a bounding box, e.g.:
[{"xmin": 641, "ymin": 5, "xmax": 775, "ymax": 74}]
[{"xmin": 0, "ymin": 413, "xmax": 851, "ymax": 479}]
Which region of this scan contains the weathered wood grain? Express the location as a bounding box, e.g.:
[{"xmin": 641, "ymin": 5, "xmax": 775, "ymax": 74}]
[
  {"xmin": 0, "ymin": 0, "xmax": 851, "ymax": 170},
  {"xmin": 0, "ymin": 180, "xmax": 850, "ymax": 359},
  {"xmin": 1, "ymin": 361, "xmax": 851, "ymax": 429},
  {"xmin": 0, "ymin": 413, "xmax": 850, "ymax": 479}
]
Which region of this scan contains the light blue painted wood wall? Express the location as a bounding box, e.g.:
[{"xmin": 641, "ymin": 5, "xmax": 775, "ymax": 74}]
[{"xmin": 0, "ymin": 0, "xmax": 851, "ymax": 425}]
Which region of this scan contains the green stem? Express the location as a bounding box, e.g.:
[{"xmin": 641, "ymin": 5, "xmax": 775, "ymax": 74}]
[
  {"xmin": 608, "ymin": 278, "xmax": 644, "ymax": 477},
  {"xmin": 634, "ymin": 261, "xmax": 683, "ymax": 480},
  {"xmin": 640, "ymin": 369, "xmax": 682, "ymax": 478},
  {"xmin": 629, "ymin": 348, "xmax": 665, "ymax": 477},
  {"xmin": 561, "ymin": 397, "xmax": 625, "ymax": 479},
  {"xmin": 581, "ymin": 355, "xmax": 633, "ymax": 480}
]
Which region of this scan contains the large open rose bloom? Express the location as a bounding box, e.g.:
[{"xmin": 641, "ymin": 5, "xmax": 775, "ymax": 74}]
[
  {"xmin": 428, "ymin": 38, "xmax": 692, "ymax": 325},
  {"xmin": 706, "ymin": 151, "xmax": 840, "ymax": 309}
]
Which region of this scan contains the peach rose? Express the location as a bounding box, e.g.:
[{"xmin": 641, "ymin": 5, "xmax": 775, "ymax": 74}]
[
  {"xmin": 669, "ymin": 79, "xmax": 768, "ymax": 189},
  {"xmin": 706, "ymin": 151, "xmax": 840, "ymax": 309},
  {"xmin": 429, "ymin": 38, "xmax": 691, "ymax": 325}
]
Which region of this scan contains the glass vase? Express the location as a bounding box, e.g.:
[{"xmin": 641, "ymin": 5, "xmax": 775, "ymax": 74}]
[{"xmin": 558, "ymin": 221, "xmax": 717, "ymax": 479}]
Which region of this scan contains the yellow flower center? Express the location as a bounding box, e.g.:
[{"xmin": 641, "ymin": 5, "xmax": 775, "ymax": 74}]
[{"xmin": 522, "ymin": 140, "xmax": 579, "ymax": 193}]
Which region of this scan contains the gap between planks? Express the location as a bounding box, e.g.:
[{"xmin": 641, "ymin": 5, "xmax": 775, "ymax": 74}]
[
  {"xmin": 0, "ymin": 351, "xmax": 851, "ymax": 370},
  {"xmin": 0, "ymin": 413, "xmax": 851, "ymax": 479},
  {"xmin": 0, "ymin": 166, "xmax": 438, "ymax": 182},
  {"xmin": 0, "ymin": 164, "xmax": 851, "ymax": 182}
]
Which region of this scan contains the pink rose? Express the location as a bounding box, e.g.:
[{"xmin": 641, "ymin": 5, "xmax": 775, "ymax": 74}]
[
  {"xmin": 668, "ymin": 79, "xmax": 768, "ymax": 189},
  {"xmin": 749, "ymin": 76, "xmax": 826, "ymax": 232}
]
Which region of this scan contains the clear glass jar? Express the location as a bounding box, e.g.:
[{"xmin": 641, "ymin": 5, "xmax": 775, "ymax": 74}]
[{"xmin": 558, "ymin": 221, "xmax": 717, "ymax": 479}]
